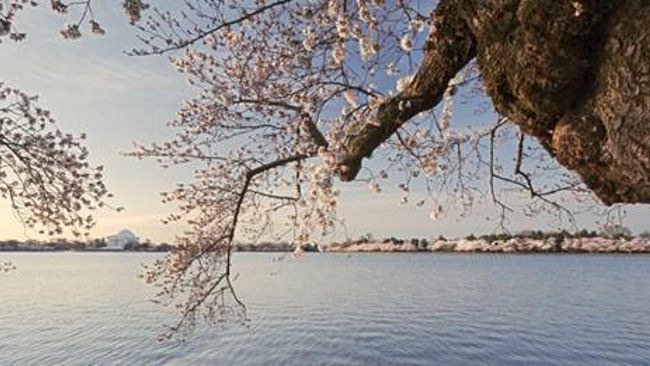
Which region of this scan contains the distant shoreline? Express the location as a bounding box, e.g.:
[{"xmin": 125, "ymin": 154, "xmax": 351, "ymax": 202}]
[
  {"xmin": 0, "ymin": 248, "xmax": 174, "ymax": 253},
  {"xmin": 3, "ymin": 249, "xmax": 650, "ymax": 254},
  {"xmin": 3, "ymin": 236, "xmax": 650, "ymax": 254}
]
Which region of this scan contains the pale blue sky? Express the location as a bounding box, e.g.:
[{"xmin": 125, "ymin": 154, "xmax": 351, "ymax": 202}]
[{"xmin": 1, "ymin": 3, "xmax": 648, "ymax": 242}]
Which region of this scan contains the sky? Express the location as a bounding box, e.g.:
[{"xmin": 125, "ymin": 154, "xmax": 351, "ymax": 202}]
[{"xmin": 1, "ymin": 3, "xmax": 648, "ymax": 243}]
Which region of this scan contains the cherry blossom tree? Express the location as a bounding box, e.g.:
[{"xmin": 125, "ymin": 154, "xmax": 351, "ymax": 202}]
[
  {"xmin": 3, "ymin": 0, "xmax": 649, "ymax": 340},
  {"xmin": 125, "ymin": 0, "xmax": 608, "ymax": 339}
]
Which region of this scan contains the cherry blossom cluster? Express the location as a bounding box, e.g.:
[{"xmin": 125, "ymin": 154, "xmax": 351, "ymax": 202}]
[
  {"xmin": 0, "ymin": 260, "xmax": 16, "ymax": 272},
  {"xmin": 0, "ymin": 0, "xmax": 36, "ymax": 42},
  {"xmin": 0, "ymin": 84, "xmax": 114, "ymax": 236}
]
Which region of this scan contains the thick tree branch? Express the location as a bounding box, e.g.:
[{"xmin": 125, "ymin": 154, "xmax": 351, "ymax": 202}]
[{"xmin": 336, "ymin": 2, "xmax": 476, "ymax": 181}]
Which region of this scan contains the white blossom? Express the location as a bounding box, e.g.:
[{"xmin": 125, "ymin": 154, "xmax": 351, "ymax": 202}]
[
  {"xmin": 343, "ymin": 90, "xmax": 358, "ymax": 107},
  {"xmin": 332, "ymin": 42, "xmax": 345, "ymax": 65},
  {"xmin": 396, "ymin": 74, "xmax": 414, "ymax": 92},
  {"xmin": 336, "ymin": 16, "xmax": 348, "ymax": 39},
  {"xmin": 429, "ymin": 205, "xmax": 444, "ymax": 221},
  {"xmin": 303, "ymin": 26, "xmax": 316, "ymax": 52},
  {"xmin": 368, "ymin": 182, "xmax": 382, "ymax": 193},
  {"xmin": 400, "ymin": 34, "xmax": 413, "ymax": 52}
]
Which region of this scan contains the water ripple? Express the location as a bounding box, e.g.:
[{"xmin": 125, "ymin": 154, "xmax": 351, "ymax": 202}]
[{"xmin": 1, "ymin": 253, "xmax": 650, "ymax": 365}]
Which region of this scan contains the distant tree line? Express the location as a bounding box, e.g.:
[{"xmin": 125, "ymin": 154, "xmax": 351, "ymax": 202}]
[
  {"xmin": 234, "ymin": 242, "xmax": 320, "ymax": 252},
  {"xmin": 0, "ymin": 238, "xmax": 174, "ymax": 252},
  {"xmin": 467, "ymin": 226, "xmax": 636, "ymax": 242},
  {"xmin": 329, "ymin": 226, "xmax": 646, "ymax": 249},
  {"xmin": 330, "ymin": 236, "xmax": 431, "ymax": 250}
]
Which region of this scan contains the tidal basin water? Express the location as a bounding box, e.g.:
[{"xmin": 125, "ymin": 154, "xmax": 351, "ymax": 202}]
[{"xmin": 1, "ymin": 253, "xmax": 650, "ymax": 365}]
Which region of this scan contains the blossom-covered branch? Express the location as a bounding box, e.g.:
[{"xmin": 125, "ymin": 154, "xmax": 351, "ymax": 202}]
[
  {"xmin": 0, "ymin": 84, "xmax": 113, "ymax": 236},
  {"xmin": 336, "ymin": 1, "xmax": 476, "ymax": 180}
]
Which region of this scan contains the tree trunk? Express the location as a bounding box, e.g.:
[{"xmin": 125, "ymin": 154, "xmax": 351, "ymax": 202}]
[{"xmin": 338, "ymin": 0, "xmax": 650, "ymax": 205}]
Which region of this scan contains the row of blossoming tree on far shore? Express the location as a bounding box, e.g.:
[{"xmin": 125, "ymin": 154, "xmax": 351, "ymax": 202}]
[{"xmin": 326, "ymin": 227, "xmax": 650, "ymax": 253}]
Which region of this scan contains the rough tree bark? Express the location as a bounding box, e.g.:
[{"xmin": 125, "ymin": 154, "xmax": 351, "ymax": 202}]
[{"xmin": 338, "ymin": 0, "xmax": 650, "ymax": 205}]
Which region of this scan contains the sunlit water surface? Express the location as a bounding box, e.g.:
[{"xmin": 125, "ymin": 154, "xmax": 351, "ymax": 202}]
[{"xmin": 1, "ymin": 253, "xmax": 650, "ymax": 365}]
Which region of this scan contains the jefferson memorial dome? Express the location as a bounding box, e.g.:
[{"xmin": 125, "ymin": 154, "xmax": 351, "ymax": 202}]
[{"xmin": 105, "ymin": 229, "xmax": 139, "ymax": 250}]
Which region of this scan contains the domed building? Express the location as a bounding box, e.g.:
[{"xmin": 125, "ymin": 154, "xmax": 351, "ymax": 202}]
[{"xmin": 105, "ymin": 229, "xmax": 139, "ymax": 250}]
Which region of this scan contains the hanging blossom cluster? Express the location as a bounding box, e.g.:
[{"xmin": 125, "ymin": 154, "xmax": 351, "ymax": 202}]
[
  {"xmin": 1, "ymin": 0, "xmax": 146, "ymax": 42},
  {"xmin": 52, "ymin": 0, "xmax": 108, "ymax": 39},
  {"xmin": 1, "ymin": 260, "xmax": 16, "ymax": 272},
  {"xmin": 122, "ymin": 0, "xmax": 148, "ymax": 24},
  {"xmin": 126, "ymin": 0, "xmax": 589, "ymax": 339},
  {"xmin": 0, "ymin": 84, "xmax": 115, "ymax": 236},
  {"xmin": 0, "ymin": 0, "xmax": 36, "ymax": 42}
]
